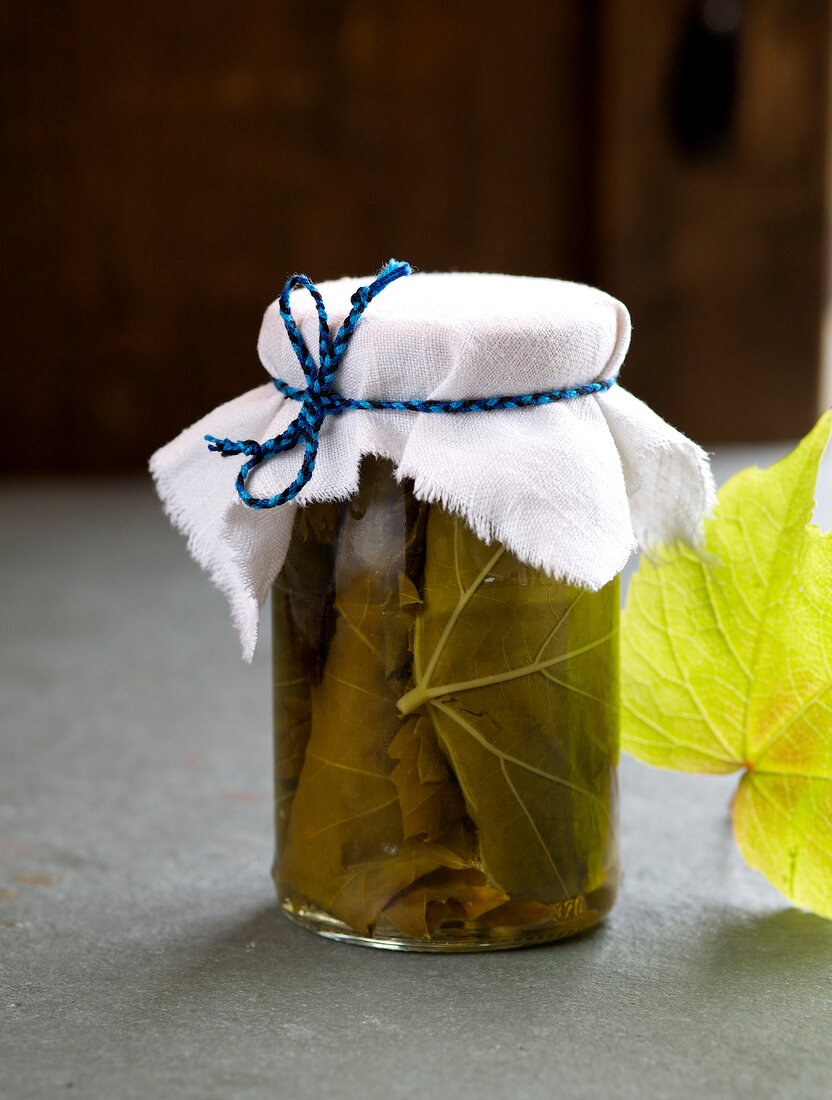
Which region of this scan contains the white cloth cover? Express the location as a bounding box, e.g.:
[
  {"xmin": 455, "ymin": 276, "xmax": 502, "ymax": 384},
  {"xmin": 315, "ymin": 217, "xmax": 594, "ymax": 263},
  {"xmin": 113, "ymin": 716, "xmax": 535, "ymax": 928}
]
[{"xmin": 150, "ymin": 271, "xmax": 714, "ymax": 660}]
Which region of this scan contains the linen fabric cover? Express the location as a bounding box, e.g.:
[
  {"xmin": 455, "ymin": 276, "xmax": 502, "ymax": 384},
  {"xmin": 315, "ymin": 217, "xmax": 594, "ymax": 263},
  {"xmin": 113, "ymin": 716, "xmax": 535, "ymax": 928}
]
[{"xmin": 150, "ymin": 271, "xmax": 714, "ymax": 660}]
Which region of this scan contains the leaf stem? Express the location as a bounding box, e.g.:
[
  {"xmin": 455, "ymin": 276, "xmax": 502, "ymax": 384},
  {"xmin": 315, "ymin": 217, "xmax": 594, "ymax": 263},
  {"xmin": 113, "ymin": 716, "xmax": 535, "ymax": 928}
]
[
  {"xmin": 398, "ymin": 529, "xmax": 505, "ymax": 714},
  {"xmin": 397, "ymin": 630, "xmax": 617, "ymax": 714}
]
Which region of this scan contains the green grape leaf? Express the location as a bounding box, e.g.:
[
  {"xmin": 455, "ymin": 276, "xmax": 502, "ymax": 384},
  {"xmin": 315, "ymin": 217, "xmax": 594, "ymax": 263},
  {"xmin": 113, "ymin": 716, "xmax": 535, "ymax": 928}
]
[
  {"xmin": 399, "ymin": 506, "xmax": 619, "ymax": 904},
  {"xmin": 271, "ymin": 501, "xmax": 344, "ymax": 844},
  {"xmin": 382, "ymin": 868, "xmax": 509, "ymax": 939},
  {"xmin": 388, "ymin": 716, "xmax": 467, "ymax": 842},
  {"xmin": 278, "ymin": 459, "xmax": 477, "ymax": 933},
  {"xmin": 622, "ymin": 411, "xmax": 832, "ymax": 918}
]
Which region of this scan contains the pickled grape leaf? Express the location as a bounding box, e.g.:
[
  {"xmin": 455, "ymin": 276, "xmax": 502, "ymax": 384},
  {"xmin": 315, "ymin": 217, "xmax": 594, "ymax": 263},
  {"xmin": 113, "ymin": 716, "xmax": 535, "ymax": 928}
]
[
  {"xmin": 398, "ymin": 506, "xmax": 618, "ymax": 903},
  {"xmin": 278, "ymin": 459, "xmax": 481, "ymax": 933},
  {"xmin": 567, "ymin": 585, "xmax": 621, "ymax": 891},
  {"xmin": 622, "ymin": 412, "xmax": 832, "ymax": 919},
  {"xmin": 382, "ymin": 868, "xmax": 509, "ymax": 939},
  {"xmin": 388, "ymin": 716, "xmax": 467, "ymax": 841},
  {"xmin": 271, "ymin": 501, "xmax": 343, "ymax": 846},
  {"xmin": 278, "ymin": 592, "xmax": 429, "ymax": 932},
  {"xmin": 277, "ymin": 457, "xmax": 619, "ymax": 937},
  {"xmin": 279, "ymin": 463, "xmax": 441, "ymax": 931},
  {"xmin": 271, "ymin": 580, "xmax": 312, "ymax": 846}
]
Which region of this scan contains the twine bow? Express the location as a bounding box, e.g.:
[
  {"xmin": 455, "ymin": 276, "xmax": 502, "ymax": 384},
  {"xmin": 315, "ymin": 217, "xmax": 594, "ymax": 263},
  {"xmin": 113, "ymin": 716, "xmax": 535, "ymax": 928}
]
[{"xmin": 205, "ymin": 259, "xmax": 412, "ymax": 509}]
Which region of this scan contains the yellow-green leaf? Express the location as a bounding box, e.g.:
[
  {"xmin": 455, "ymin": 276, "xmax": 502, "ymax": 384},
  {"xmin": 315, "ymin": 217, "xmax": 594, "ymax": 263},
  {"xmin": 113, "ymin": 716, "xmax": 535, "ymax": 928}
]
[{"xmin": 622, "ymin": 411, "xmax": 832, "ymax": 918}]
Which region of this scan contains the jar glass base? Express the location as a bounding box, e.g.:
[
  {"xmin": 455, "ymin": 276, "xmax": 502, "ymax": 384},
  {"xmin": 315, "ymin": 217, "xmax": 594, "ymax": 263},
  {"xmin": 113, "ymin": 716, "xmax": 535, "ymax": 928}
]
[{"xmin": 279, "ymin": 878, "xmax": 617, "ymax": 952}]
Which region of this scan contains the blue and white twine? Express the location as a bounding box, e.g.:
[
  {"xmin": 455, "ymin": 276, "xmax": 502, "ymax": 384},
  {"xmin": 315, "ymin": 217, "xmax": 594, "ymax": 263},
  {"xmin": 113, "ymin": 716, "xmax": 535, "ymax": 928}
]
[{"xmin": 206, "ymin": 260, "xmax": 617, "ymax": 509}]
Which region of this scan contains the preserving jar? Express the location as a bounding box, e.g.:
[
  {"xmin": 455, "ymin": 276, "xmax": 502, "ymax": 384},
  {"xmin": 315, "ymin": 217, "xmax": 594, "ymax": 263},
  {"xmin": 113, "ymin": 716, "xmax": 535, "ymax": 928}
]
[
  {"xmin": 150, "ymin": 261, "xmax": 713, "ymax": 954},
  {"xmin": 272, "ymin": 455, "xmax": 619, "ymax": 950}
]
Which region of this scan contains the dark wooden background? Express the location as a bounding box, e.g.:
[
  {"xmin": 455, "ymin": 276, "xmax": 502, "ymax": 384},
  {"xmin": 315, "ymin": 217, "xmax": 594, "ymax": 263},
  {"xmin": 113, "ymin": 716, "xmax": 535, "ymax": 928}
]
[{"xmin": 3, "ymin": 1, "xmax": 830, "ymax": 472}]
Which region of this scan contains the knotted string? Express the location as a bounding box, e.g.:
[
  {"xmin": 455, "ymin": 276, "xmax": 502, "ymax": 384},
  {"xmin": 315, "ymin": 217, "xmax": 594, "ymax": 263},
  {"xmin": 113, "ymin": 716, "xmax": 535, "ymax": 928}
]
[{"xmin": 206, "ymin": 259, "xmax": 617, "ymax": 509}]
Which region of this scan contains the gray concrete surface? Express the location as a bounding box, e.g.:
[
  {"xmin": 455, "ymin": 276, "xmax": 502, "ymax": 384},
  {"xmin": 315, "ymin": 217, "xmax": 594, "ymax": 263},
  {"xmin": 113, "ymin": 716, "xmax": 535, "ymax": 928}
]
[{"xmin": 2, "ymin": 443, "xmax": 831, "ymax": 1099}]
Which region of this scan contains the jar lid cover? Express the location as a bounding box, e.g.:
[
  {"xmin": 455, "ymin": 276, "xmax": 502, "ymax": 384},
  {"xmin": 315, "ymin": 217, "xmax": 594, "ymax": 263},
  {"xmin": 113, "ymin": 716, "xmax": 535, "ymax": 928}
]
[{"xmin": 151, "ymin": 268, "xmax": 714, "ymax": 659}]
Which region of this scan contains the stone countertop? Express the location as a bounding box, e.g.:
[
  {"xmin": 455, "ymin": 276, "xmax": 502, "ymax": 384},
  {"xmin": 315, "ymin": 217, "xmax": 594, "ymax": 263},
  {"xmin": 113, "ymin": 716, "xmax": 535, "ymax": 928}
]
[{"xmin": 2, "ymin": 443, "xmax": 831, "ymax": 1099}]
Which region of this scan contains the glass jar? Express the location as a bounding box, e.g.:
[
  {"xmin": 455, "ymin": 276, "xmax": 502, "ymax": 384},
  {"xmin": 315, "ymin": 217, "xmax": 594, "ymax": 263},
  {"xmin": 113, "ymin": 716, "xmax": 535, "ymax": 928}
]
[{"xmin": 271, "ymin": 456, "xmax": 619, "ymax": 951}]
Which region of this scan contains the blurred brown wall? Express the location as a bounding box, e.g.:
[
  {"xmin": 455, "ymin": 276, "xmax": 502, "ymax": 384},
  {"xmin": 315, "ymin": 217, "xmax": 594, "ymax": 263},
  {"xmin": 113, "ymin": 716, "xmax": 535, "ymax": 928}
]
[
  {"xmin": 3, "ymin": 1, "xmax": 830, "ymax": 473},
  {"xmin": 598, "ymin": 0, "xmax": 832, "ymax": 443}
]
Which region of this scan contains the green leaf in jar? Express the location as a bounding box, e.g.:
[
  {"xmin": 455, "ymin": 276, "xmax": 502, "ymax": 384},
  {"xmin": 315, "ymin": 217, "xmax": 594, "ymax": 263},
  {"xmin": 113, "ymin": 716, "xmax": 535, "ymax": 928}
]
[
  {"xmin": 388, "ymin": 715, "xmax": 468, "ymax": 842},
  {"xmin": 397, "ymin": 507, "xmax": 618, "ymax": 904},
  {"xmin": 272, "ymin": 500, "xmax": 344, "ymax": 849},
  {"xmin": 278, "ymin": 462, "xmax": 433, "ymax": 931},
  {"xmin": 381, "ymin": 867, "xmax": 510, "ymax": 939},
  {"xmin": 279, "ymin": 459, "xmax": 476, "ymax": 933}
]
